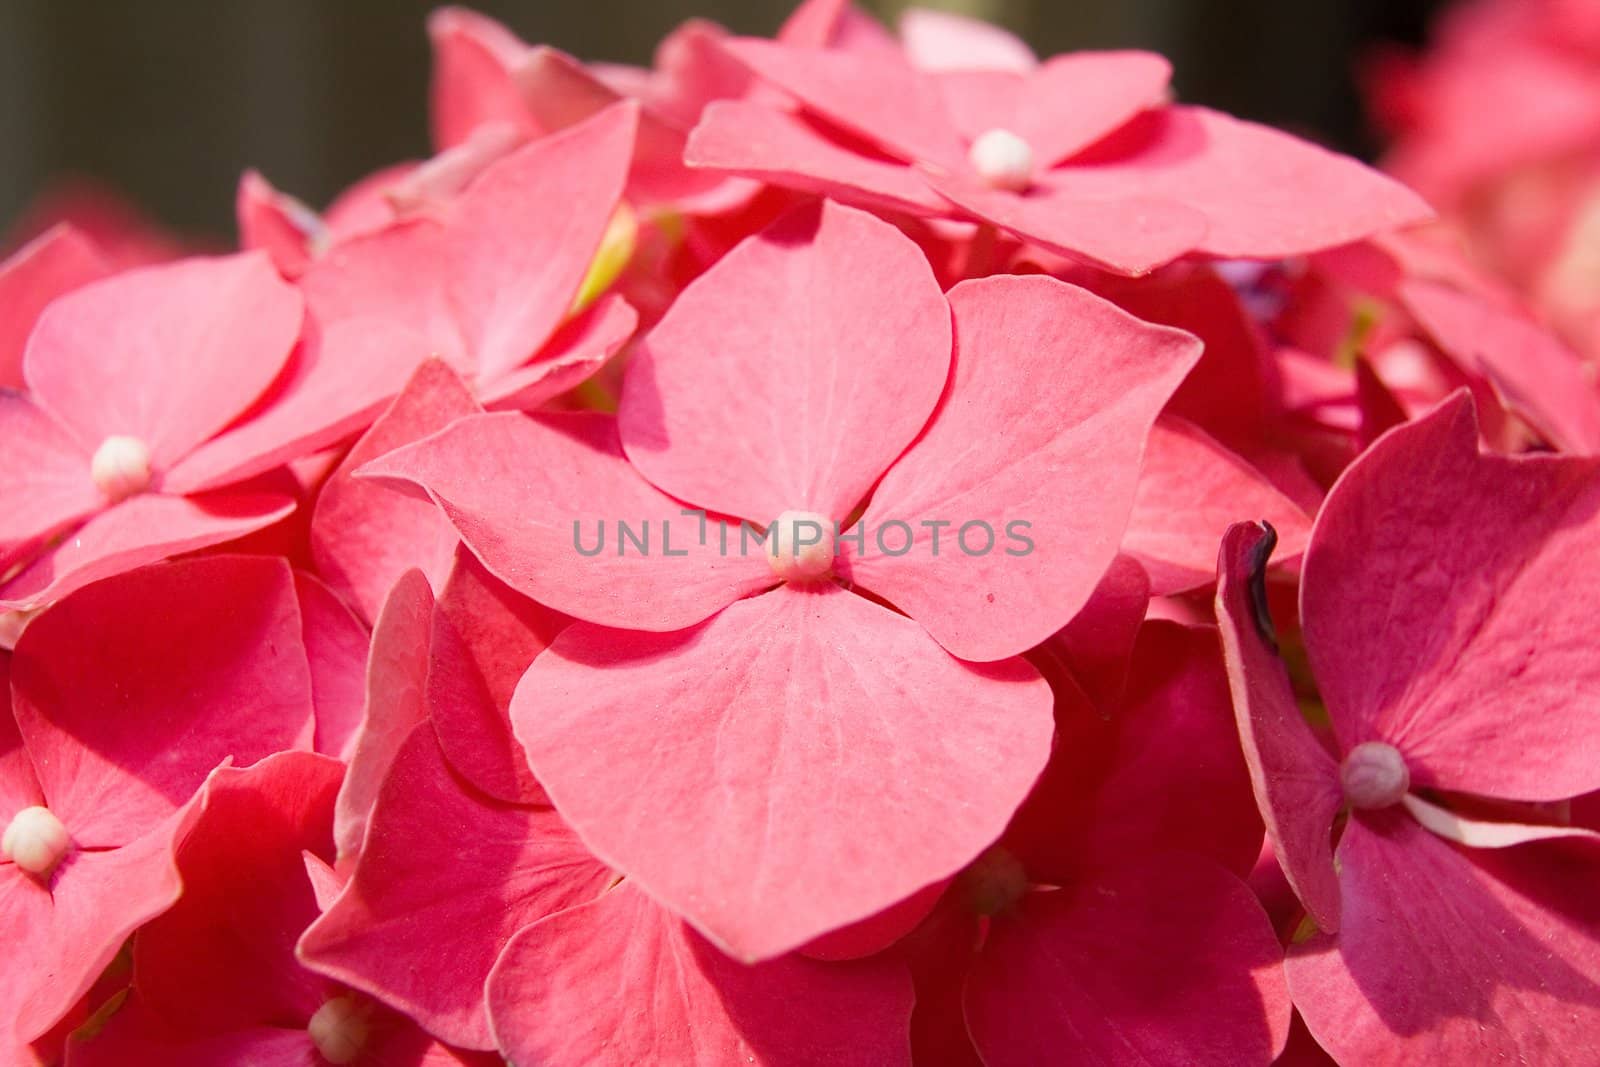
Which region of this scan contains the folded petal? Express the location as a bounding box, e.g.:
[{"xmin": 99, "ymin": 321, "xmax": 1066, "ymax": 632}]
[
  {"xmin": 0, "ymin": 491, "xmax": 297, "ymax": 611},
  {"xmin": 360, "ymin": 411, "xmax": 773, "ymax": 631},
  {"xmin": 965, "ymin": 856, "xmax": 1290, "ymax": 1067},
  {"xmin": 298, "ymin": 726, "xmax": 612, "ymax": 1050},
  {"xmin": 848, "ymin": 275, "xmax": 1200, "ymax": 662},
  {"xmin": 476, "ymin": 292, "xmax": 636, "ymax": 411},
  {"xmin": 1303, "ymin": 392, "xmax": 1600, "ymax": 800},
  {"xmin": 10, "ymin": 555, "xmax": 315, "ymax": 846},
  {"xmin": 487, "ymin": 881, "xmax": 914, "ymax": 1066},
  {"xmin": 621, "ymin": 200, "xmax": 950, "ymax": 524},
  {"xmin": 24, "ymin": 252, "xmax": 302, "ymax": 470},
  {"xmin": 1216, "ymin": 522, "xmax": 1345, "ymax": 932},
  {"xmin": 512, "ymin": 583, "xmax": 1053, "ymax": 961},
  {"xmin": 1287, "ymin": 811, "xmax": 1600, "ymax": 1064},
  {"xmin": 0, "ymin": 225, "xmax": 108, "ymax": 389},
  {"xmin": 1125, "ymin": 416, "xmax": 1312, "ymax": 596},
  {"xmin": 310, "ymin": 359, "xmax": 480, "ymax": 624}
]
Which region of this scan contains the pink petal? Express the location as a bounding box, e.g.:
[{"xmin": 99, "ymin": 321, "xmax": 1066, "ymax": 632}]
[
  {"xmin": 898, "ymin": 8, "xmax": 1036, "ymax": 73},
  {"xmin": 1125, "ymin": 416, "xmax": 1313, "ymax": 596},
  {"xmin": 1287, "ymin": 810, "xmax": 1600, "ymax": 1064},
  {"xmin": 427, "ymin": 7, "xmax": 542, "ymax": 149},
  {"xmin": 685, "ymin": 100, "xmax": 950, "ymax": 216},
  {"xmin": 0, "ymin": 490, "xmax": 297, "ymax": 611},
  {"xmin": 1042, "ymin": 107, "xmax": 1434, "ymax": 260},
  {"xmin": 294, "ymin": 571, "xmax": 370, "ymax": 759},
  {"xmin": 1401, "ymin": 793, "xmax": 1600, "ymax": 849},
  {"xmin": 298, "ymin": 725, "xmax": 612, "ymax": 1050},
  {"xmin": 487, "ymin": 881, "xmax": 914, "ymax": 1066},
  {"xmin": 1216, "ymin": 521, "xmax": 1345, "ymax": 932},
  {"xmin": 10, "ymin": 555, "xmax": 315, "ymax": 846},
  {"xmin": 0, "ymin": 393, "xmax": 100, "ymax": 558},
  {"xmin": 235, "ymin": 170, "xmax": 318, "ymax": 278},
  {"xmin": 1303, "ymin": 392, "xmax": 1600, "ymax": 801},
  {"xmin": 0, "ymin": 662, "xmax": 44, "ymax": 819},
  {"xmin": 512, "ymin": 583, "xmax": 1053, "ymax": 961},
  {"xmin": 1032, "ymin": 553, "xmax": 1150, "ymax": 712},
  {"xmin": 134, "ymin": 752, "xmax": 343, "ymax": 1033},
  {"xmin": 476, "ymin": 292, "xmax": 637, "ymax": 412},
  {"xmin": 0, "ymin": 225, "xmax": 108, "ymax": 390},
  {"xmin": 24, "ymin": 252, "xmax": 302, "ymax": 471},
  {"xmin": 359, "ymin": 411, "xmax": 773, "ymax": 631},
  {"xmin": 848, "ymin": 275, "xmax": 1200, "ymax": 662},
  {"xmin": 620, "ymin": 200, "xmax": 950, "ymax": 524},
  {"xmin": 1013, "ymin": 52, "xmax": 1173, "ymax": 169},
  {"xmin": 965, "ymin": 856, "xmax": 1290, "ymax": 1067},
  {"xmin": 721, "ymin": 39, "xmax": 965, "ymax": 167},
  {"xmin": 332, "ymin": 570, "xmax": 433, "ymax": 866},
  {"xmin": 309, "ymin": 359, "xmax": 481, "ymax": 624}
]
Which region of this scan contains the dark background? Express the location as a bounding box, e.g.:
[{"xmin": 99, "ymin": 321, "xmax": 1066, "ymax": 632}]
[{"xmin": 0, "ymin": 0, "xmax": 1446, "ymax": 242}]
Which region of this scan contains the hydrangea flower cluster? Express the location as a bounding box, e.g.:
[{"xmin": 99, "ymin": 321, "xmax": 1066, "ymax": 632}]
[{"xmin": 2, "ymin": 2, "xmax": 1598, "ymax": 1064}]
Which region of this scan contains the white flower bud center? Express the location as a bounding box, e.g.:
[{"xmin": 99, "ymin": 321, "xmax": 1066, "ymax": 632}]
[
  {"xmin": 1340, "ymin": 741, "xmax": 1410, "ymax": 809},
  {"xmin": 2, "ymin": 805, "xmax": 71, "ymax": 877},
  {"xmin": 308, "ymin": 996, "xmax": 370, "ymax": 1065},
  {"xmin": 968, "ymin": 128, "xmax": 1035, "ymax": 192},
  {"xmin": 766, "ymin": 510, "xmax": 834, "ymax": 582},
  {"xmin": 90, "ymin": 435, "xmax": 153, "ymax": 501}
]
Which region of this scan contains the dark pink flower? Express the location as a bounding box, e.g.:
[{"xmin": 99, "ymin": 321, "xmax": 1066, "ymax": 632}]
[{"xmin": 1216, "ymin": 391, "xmax": 1600, "ymax": 1061}]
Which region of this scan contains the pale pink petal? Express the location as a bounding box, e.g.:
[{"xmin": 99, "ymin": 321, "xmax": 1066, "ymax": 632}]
[
  {"xmin": 621, "ymin": 200, "xmax": 950, "ymax": 524},
  {"xmin": 10, "ymin": 555, "xmax": 314, "ymax": 846},
  {"xmin": 1013, "ymin": 52, "xmax": 1172, "ymax": 168},
  {"xmin": 1216, "ymin": 521, "xmax": 1345, "ymax": 932},
  {"xmin": 1287, "ymin": 811, "xmax": 1600, "ymax": 1064},
  {"xmin": 294, "ymin": 571, "xmax": 370, "ymax": 759},
  {"xmin": 966, "ymin": 856, "xmax": 1290, "ymax": 1067},
  {"xmin": 1303, "ymin": 392, "xmax": 1600, "ymax": 801},
  {"xmin": 685, "ymin": 100, "xmax": 950, "ymax": 216},
  {"xmin": 848, "ymin": 275, "xmax": 1200, "ymax": 662},
  {"xmin": 0, "ymin": 225, "xmax": 108, "ymax": 390},
  {"xmin": 1401, "ymin": 794, "xmax": 1600, "ymax": 849},
  {"xmin": 24, "ymin": 252, "xmax": 302, "ymax": 470},
  {"xmin": 359, "ymin": 411, "xmax": 773, "ymax": 632},
  {"xmin": 298, "ymin": 725, "xmax": 611, "ymax": 1050},
  {"xmin": 0, "ymin": 393, "xmax": 100, "ymax": 557},
  {"xmin": 512, "ymin": 583, "xmax": 1053, "ymax": 961},
  {"xmin": 0, "ymin": 491, "xmax": 297, "ymax": 611},
  {"xmin": 1125, "ymin": 416, "xmax": 1313, "ymax": 596},
  {"xmin": 310, "ymin": 359, "xmax": 480, "ymax": 624},
  {"xmin": 487, "ymin": 882, "xmax": 914, "ymax": 1066},
  {"xmin": 899, "ymin": 8, "xmax": 1036, "ymax": 73}
]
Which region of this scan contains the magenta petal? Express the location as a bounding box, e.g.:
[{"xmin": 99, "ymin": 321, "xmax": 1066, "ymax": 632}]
[
  {"xmin": 334, "ymin": 570, "xmax": 434, "ymax": 865},
  {"xmin": 685, "ymin": 100, "xmax": 950, "ymax": 216},
  {"xmin": 310, "ymin": 359, "xmax": 481, "ymax": 624},
  {"xmin": 24, "ymin": 252, "xmax": 302, "ymax": 471},
  {"xmin": 11, "ymin": 555, "xmax": 315, "ymax": 845},
  {"xmin": 1044, "ymin": 107, "xmax": 1434, "ymax": 259},
  {"xmin": 621, "ymin": 201, "xmax": 950, "ymax": 524},
  {"xmin": 1013, "ymin": 52, "xmax": 1172, "ymax": 168},
  {"xmin": 446, "ymin": 103, "xmax": 637, "ymax": 386},
  {"xmin": 513, "ymin": 583, "xmax": 1053, "ymax": 961},
  {"xmin": 0, "ymin": 490, "xmax": 297, "ymax": 611},
  {"xmin": 360, "ymin": 411, "xmax": 773, "ymax": 631},
  {"xmin": 487, "ymin": 881, "xmax": 914, "ymax": 1066},
  {"xmin": 1287, "ymin": 811, "xmax": 1600, "ymax": 1064},
  {"xmin": 965, "ymin": 856, "xmax": 1290, "ymax": 1067},
  {"xmin": 298, "ymin": 726, "xmax": 611, "ymax": 1050},
  {"xmin": 1125, "ymin": 416, "xmax": 1313, "ymax": 596},
  {"xmin": 0, "ymin": 393, "xmax": 99, "ymax": 555},
  {"xmin": 1216, "ymin": 521, "xmax": 1345, "ymax": 932},
  {"xmin": 0, "ymin": 225, "xmax": 108, "ymax": 390},
  {"xmin": 294, "ymin": 571, "xmax": 370, "ymax": 760},
  {"xmin": 1303, "ymin": 392, "xmax": 1600, "ymax": 800},
  {"xmin": 850, "ymin": 275, "xmax": 1200, "ymax": 662}
]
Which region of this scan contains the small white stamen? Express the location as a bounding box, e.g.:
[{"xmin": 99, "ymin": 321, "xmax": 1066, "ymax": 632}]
[
  {"xmin": 90, "ymin": 435, "xmax": 152, "ymax": 501},
  {"xmin": 968, "ymin": 128, "xmax": 1035, "ymax": 192},
  {"xmin": 309, "ymin": 996, "xmax": 370, "ymax": 1065},
  {"xmin": 1340, "ymin": 741, "xmax": 1410, "ymax": 809},
  {"xmin": 766, "ymin": 510, "xmax": 835, "ymax": 583},
  {"xmin": 2, "ymin": 806, "xmax": 71, "ymax": 878}
]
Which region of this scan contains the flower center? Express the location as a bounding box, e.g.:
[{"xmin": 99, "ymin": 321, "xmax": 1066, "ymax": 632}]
[
  {"xmin": 1340, "ymin": 741, "xmax": 1410, "ymax": 809},
  {"xmin": 958, "ymin": 845, "xmax": 1029, "ymax": 916},
  {"xmin": 968, "ymin": 128, "xmax": 1035, "ymax": 192},
  {"xmin": 308, "ymin": 995, "xmax": 370, "ymax": 1065},
  {"xmin": 2, "ymin": 805, "xmax": 71, "ymax": 878},
  {"xmin": 90, "ymin": 435, "xmax": 153, "ymax": 501},
  {"xmin": 765, "ymin": 510, "xmax": 834, "ymax": 582}
]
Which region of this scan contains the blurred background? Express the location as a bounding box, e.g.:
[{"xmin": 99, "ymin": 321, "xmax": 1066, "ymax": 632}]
[{"xmin": 0, "ymin": 0, "xmax": 1444, "ymax": 241}]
